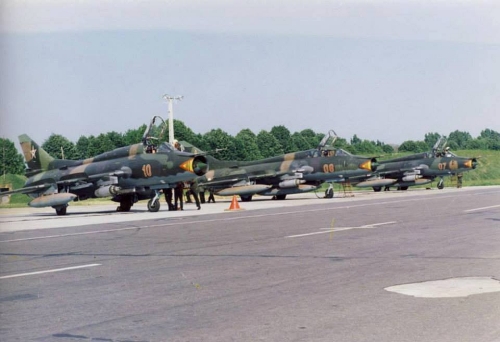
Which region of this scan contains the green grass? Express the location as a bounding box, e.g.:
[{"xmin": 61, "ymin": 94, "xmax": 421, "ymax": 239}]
[
  {"xmin": 0, "ymin": 174, "xmax": 31, "ymax": 206},
  {"xmin": 1, "ymin": 149, "xmax": 498, "ymax": 208}
]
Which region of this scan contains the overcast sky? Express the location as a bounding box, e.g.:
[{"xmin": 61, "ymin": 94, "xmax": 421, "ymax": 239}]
[{"xmin": 1, "ymin": 0, "xmax": 499, "ymax": 150}]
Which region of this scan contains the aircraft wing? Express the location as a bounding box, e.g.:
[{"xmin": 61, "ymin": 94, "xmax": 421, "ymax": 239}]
[{"xmin": 1, "ymin": 169, "xmax": 132, "ymax": 197}]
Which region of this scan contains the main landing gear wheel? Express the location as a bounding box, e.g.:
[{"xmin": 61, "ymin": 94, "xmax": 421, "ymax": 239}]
[
  {"xmin": 117, "ymin": 203, "xmax": 132, "ymax": 212},
  {"xmin": 240, "ymin": 195, "xmax": 253, "ymax": 202},
  {"xmin": 275, "ymin": 194, "xmax": 287, "ymax": 200},
  {"xmin": 55, "ymin": 206, "xmax": 67, "ymax": 216},
  {"xmin": 147, "ymin": 198, "xmax": 160, "ymax": 212},
  {"xmin": 116, "ymin": 198, "xmax": 132, "ymax": 212},
  {"xmin": 372, "ymin": 187, "xmax": 382, "ymax": 192}
]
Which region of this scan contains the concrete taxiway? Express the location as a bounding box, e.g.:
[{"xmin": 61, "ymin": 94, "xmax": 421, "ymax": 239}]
[{"xmin": 0, "ymin": 186, "xmax": 499, "ymax": 341}]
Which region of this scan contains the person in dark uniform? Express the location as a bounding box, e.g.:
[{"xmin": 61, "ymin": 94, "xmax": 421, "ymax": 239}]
[
  {"xmin": 174, "ymin": 182, "xmax": 184, "ymax": 210},
  {"xmin": 198, "ymin": 186, "xmax": 206, "ymax": 204},
  {"xmin": 164, "ymin": 188, "xmax": 174, "ymax": 211},
  {"xmin": 189, "ymin": 181, "xmax": 201, "ymax": 210},
  {"xmin": 185, "ymin": 185, "xmax": 193, "ymax": 203},
  {"xmin": 207, "ymin": 189, "xmax": 216, "ymax": 203}
]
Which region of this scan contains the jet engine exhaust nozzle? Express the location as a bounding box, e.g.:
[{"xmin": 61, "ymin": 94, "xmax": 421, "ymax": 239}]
[{"xmin": 180, "ymin": 156, "xmax": 208, "ymax": 176}]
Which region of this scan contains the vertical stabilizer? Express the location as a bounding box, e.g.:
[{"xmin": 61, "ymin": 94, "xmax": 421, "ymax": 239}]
[{"xmin": 18, "ymin": 134, "xmax": 55, "ymax": 173}]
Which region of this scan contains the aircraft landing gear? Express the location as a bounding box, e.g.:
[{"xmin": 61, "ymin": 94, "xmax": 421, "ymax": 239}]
[
  {"xmin": 54, "ymin": 205, "xmax": 67, "ymax": 216},
  {"xmin": 117, "ymin": 196, "xmax": 133, "ymax": 212},
  {"xmin": 437, "ymin": 178, "xmax": 444, "ymax": 190},
  {"xmin": 147, "ymin": 198, "xmax": 160, "ymax": 212},
  {"xmin": 117, "ymin": 202, "xmax": 132, "ymax": 212},
  {"xmin": 324, "ymin": 184, "xmax": 334, "ymax": 198},
  {"xmin": 147, "ymin": 190, "xmax": 161, "ymax": 212},
  {"xmin": 240, "ymin": 195, "xmax": 253, "ymax": 202},
  {"xmin": 275, "ymin": 194, "xmax": 287, "ymax": 200},
  {"xmin": 372, "ymin": 187, "xmax": 382, "ymax": 192}
]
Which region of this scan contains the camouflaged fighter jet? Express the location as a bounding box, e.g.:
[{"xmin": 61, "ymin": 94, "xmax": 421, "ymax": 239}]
[
  {"xmin": 355, "ymin": 138, "xmax": 477, "ymax": 191},
  {"xmin": 0, "ymin": 134, "xmax": 208, "ymax": 215},
  {"xmin": 185, "ymin": 131, "xmax": 376, "ymax": 201}
]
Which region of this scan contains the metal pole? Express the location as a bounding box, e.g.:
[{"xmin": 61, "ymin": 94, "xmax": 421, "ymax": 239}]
[{"xmin": 162, "ymin": 94, "xmax": 183, "ymax": 144}]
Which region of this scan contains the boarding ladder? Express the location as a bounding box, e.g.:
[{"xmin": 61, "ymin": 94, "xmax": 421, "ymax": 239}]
[{"xmin": 341, "ymin": 180, "xmax": 354, "ymax": 197}]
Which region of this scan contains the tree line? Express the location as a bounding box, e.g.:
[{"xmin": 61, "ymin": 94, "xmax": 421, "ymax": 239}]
[{"xmin": 1, "ymin": 122, "xmax": 499, "ymax": 176}]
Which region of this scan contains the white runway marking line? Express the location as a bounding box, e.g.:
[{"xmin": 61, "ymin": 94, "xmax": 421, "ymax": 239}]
[
  {"xmin": 0, "ymin": 263, "xmax": 101, "ymax": 280},
  {"xmin": 464, "ymin": 204, "xmax": 500, "ymax": 212},
  {"xmin": 286, "ymin": 221, "xmax": 397, "ymax": 238}
]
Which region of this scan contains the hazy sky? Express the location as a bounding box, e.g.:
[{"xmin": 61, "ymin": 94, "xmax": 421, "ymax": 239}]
[{"xmin": 1, "ymin": 0, "xmax": 499, "ymax": 149}]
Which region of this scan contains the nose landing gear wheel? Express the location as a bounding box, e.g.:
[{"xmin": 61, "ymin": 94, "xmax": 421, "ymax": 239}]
[
  {"xmin": 147, "ymin": 198, "xmax": 161, "ymax": 212},
  {"xmin": 325, "ymin": 188, "xmax": 334, "ymax": 198},
  {"xmin": 437, "ymin": 178, "xmax": 444, "ymax": 190}
]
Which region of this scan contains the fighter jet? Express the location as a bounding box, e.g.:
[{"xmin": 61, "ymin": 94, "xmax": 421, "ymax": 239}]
[
  {"xmin": 355, "ymin": 137, "xmax": 478, "ymax": 191},
  {"xmin": 188, "ymin": 131, "xmax": 376, "ymax": 201},
  {"xmin": 0, "ymin": 133, "xmax": 208, "ymax": 215}
]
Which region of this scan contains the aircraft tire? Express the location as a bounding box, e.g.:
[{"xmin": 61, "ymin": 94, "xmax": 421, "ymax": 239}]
[
  {"xmin": 55, "ymin": 206, "xmax": 67, "ymax": 216},
  {"xmin": 373, "ymin": 187, "xmax": 382, "ymax": 192},
  {"xmin": 437, "ymin": 183, "xmax": 444, "ymax": 190},
  {"xmin": 399, "ymin": 186, "xmax": 409, "ymax": 191},
  {"xmin": 240, "ymin": 195, "xmax": 253, "ymax": 202},
  {"xmin": 275, "ymin": 194, "xmax": 287, "ymax": 200},
  {"xmin": 325, "ymin": 188, "xmax": 334, "ymax": 198},
  {"xmin": 117, "ymin": 199, "xmax": 132, "ymax": 212},
  {"xmin": 147, "ymin": 198, "xmax": 161, "ymax": 212}
]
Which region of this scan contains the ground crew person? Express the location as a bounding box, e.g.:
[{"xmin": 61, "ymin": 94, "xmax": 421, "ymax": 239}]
[
  {"xmin": 164, "ymin": 188, "xmax": 174, "ymax": 211},
  {"xmin": 189, "ymin": 181, "xmax": 201, "ymax": 210},
  {"xmin": 174, "ymin": 182, "xmax": 184, "ymax": 210},
  {"xmin": 207, "ymin": 189, "xmax": 216, "ymax": 203},
  {"xmin": 199, "ymin": 186, "xmax": 206, "ymax": 204},
  {"xmin": 185, "ymin": 183, "xmax": 193, "ymax": 203}
]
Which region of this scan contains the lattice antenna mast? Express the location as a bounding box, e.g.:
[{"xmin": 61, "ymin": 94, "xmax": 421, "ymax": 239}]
[{"xmin": 162, "ymin": 94, "xmax": 183, "ymax": 144}]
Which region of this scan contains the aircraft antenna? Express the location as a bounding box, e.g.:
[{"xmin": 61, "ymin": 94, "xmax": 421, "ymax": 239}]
[{"xmin": 162, "ymin": 94, "xmax": 183, "ymax": 144}]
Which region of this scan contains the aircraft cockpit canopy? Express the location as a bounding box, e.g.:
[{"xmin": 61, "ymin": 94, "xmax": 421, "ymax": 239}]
[
  {"xmin": 157, "ymin": 142, "xmax": 175, "ymax": 153},
  {"xmin": 319, "ymin": 148, "xmax": 351, "ymax": 157}
]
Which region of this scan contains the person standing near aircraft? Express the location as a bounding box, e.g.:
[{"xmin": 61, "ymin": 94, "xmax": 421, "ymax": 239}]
[
  {"xmin": 207, "ymin": 189, "xmax": 216, "ymax": 203},
  {"xmin": 174, "ymin": 182, "xmax": 184, "ymax": 210},
  {"xmin": 189, "ymin": 181, "xmax": 201, "ymax": 210},
  {"xmin": 164, "ymin": 188, "xmax": 174, "ymax": 211}
]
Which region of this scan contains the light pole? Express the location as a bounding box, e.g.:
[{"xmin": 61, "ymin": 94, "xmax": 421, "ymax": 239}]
[{"xmin": 162, "ymin": 94, "xmax": 183, "ymax": 144}]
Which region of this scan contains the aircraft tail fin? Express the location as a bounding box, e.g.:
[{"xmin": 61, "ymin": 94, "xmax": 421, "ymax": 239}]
[{"xmin": 18, "ymin": 134, "xmax": 55, "ymax": 174}]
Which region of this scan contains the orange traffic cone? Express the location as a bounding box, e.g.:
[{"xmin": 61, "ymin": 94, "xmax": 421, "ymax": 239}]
[{"xmin": 225, "ymin": 195, "xmax": 245, "ymax": 211}]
